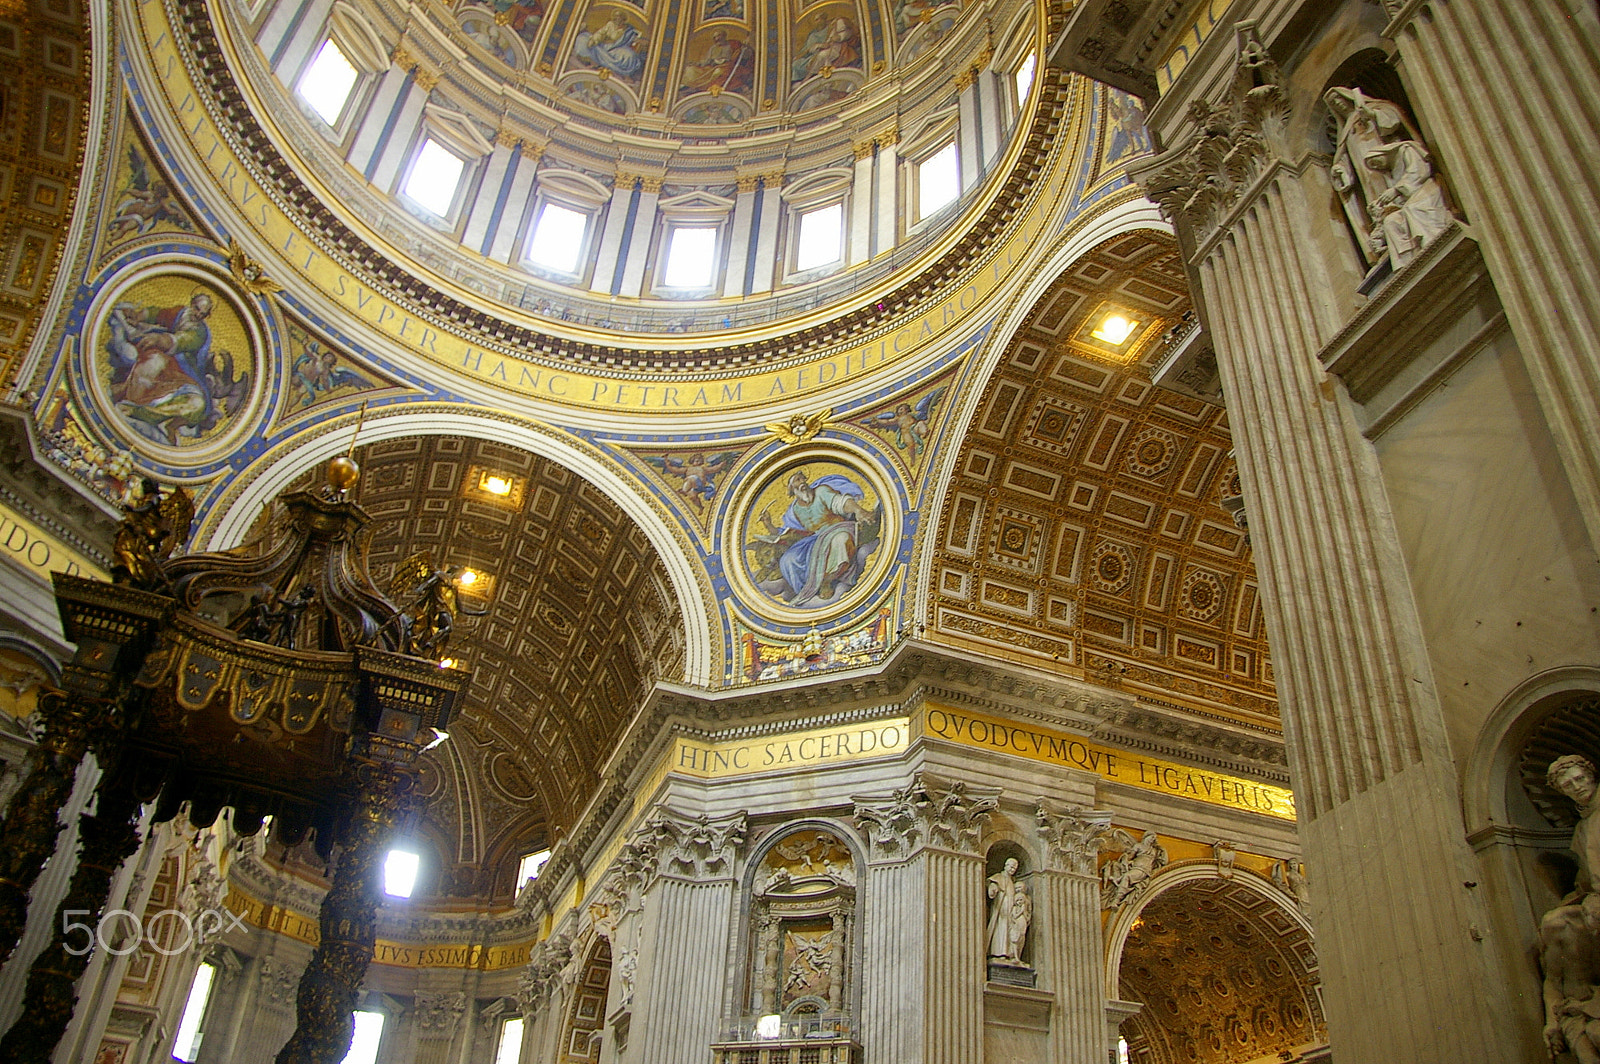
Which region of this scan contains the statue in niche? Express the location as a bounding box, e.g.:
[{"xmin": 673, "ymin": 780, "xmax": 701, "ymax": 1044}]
[
  {"xmin": 1325, "ymin": 86, "xmax": 1452, "ymax": 272},
  {"xmin": 1540, "ymin": 754, "xmax": 1600, "ymax": 1063},
  {"xmin": 986, "ymin": 857, "xmax": 1031, "ymax": 966}
]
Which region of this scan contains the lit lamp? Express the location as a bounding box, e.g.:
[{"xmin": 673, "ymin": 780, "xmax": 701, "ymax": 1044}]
[{"xmin": 1091, "ymin": 312, "xmax": 1139, "ymax": 346}]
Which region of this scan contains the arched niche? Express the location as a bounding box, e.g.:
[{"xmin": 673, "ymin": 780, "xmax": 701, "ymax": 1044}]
[
  {"xmin": 737, "ymin": 821, "xmax": 864, "ymax": 1036},
  {"xmin": 1108, "ymin": 869, "xmax": 1326, "ymax": 1064},
  {"xmin": 983, "ymin": 838, "xmax": 1036, "ymax": 972},
  {"xmin": 1464, "ymin": 668, "xmax": 1600, "ymax": 976}
]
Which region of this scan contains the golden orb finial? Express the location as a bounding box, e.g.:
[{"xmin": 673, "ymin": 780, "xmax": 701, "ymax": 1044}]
[{"xmin": 327, "ymin": 455, "xmax": 361, "ymax": 492}]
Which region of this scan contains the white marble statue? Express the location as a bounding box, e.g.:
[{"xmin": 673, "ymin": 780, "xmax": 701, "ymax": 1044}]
[
  {"xmin": 1102, "ymin": 830, "xmax": 1168, "ymax": 909},
  {"xmin": 1325, "ymin": 85, "xmax": 1452, "ymax": 272},
  {"xmin": 986, "ymin": 857, "xmax": 1030, "ymax": 965},
  {"xmin": 1540, "ymin": 754, "xmax": 1600, "ymax": 1063}
]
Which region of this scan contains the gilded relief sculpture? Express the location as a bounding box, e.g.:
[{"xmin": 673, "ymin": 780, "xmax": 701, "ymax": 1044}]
[{"xmin": 1540, "ymin": 755, "xmax": 1600, "ymax": 1064}]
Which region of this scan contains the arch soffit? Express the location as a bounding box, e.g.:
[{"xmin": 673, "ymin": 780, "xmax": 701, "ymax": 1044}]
[
  {"xmin": 1102, "ymin": 862, "xmax": 1313, "ymax": 1001},
  {"xmin": 196, "ymin": 406, "xmax": 715, "ymax": 686},
  {"xmin": 911, "ymin": 197, "xmax": 1171, "ymax": 626}
]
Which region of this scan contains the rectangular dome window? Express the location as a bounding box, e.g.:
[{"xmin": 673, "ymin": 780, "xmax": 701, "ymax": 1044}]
[
  {"xmin": 527, "ymin": 203, "xmax": 589, "ymax": 274},
  {"xmin": 384, "ymin": 848, "xmax": 420, "ymax": 898},
  {"xmin": 795, "ymin": 202, "xmax": 844, "ymax": 272},
  {"xmin": 919, "ymin": 142, "xmax": 960, "ymax": 220},
  {"xmin": 404, "ymin": 139, "xmax": 466, "ymax": 218},
  {"xmin": 298, "ymin": 39, "xmax": 359, "ymax": 126},
  {"xmin": 171, "ymin": 961, "xmax": 216, "ymax": 1062},
  {"xmin": 663, "ymin": 226, "xmax": 718, "ymax": 288},
  {"xmin": 1015, "ymin": 53, "xmax": 1037, "ymax": 105},
  {"xmin": 495, "ymin": 1017, "xmax": 526, "ymax": 1064}
]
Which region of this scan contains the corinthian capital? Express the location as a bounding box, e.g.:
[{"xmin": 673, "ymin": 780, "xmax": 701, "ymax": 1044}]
[
  {"xmin": 652, "ymin": 807, "xmax": 747, "ymax": 879},
  {"xmin": 1035, "ymin": 799, "xmax": 1112, "ymax": 876},
  {"xmin": 853, "ymin": 773, "xmax": 999, "ymax": 859},
  {"xmin": 413, "ymin": 991, "xmax": 467, "ymax": 1038},
  {"xmin": 516, "ymin": 932, "xmax": 574, "ymax": 1014}
]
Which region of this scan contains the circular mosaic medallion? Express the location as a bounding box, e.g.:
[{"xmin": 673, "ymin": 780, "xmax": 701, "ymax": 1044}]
[
  {"xmin": 727, "ymin": 447, "xmax": 898, "ymax": 625},
  {"xmin": 85, "ymin": 262, "xmax": 265, "ymax": 466}
]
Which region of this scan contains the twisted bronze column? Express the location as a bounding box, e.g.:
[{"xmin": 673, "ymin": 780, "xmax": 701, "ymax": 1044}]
[
  {"xmin": 0, "ymin": 767, "xmax": 144, "ymax": 1063},
  {"xmin": 275, "ymin": 770, "xmax": 412, "ymax": 1064},
  {"xmin": 0, "ymin": 690, "xmax": 114, "ymax": 965}
]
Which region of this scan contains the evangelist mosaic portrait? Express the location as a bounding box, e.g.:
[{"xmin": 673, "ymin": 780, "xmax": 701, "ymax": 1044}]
[
  {"xmin": 740, "ymin": 459, "xmax": 886, "ymax": 614},
  {"xmin": 93, "ymin": 273, "xmax": 255, "ymax": 450}
]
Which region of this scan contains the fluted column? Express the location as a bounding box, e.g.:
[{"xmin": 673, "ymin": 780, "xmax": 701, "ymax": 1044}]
[
  {"xmin": 855, "ymin": 855, "xmax": 924, "ymax": 1061},
  {"xmin": 613, "ymin": 808, "xmax": 744, "ymax": 1064},
  {"xmin": 855, "ymin": 774, "xmax": 997, "ymax": 1064},
  {"xmin": 1387, "ymin": 0, "xmax": 1600, "ymax": 551},
  {"xmin": 1137, "ymin": 27, "xmax": 1518, "ymax": 1064},
  {"xmin": 1035, "ymin": 802, "xmax": 1114, "ymax": 1064},
  {"xmin": 924, "ymin": 849, "xmax": 985, "ymax": 1064}
]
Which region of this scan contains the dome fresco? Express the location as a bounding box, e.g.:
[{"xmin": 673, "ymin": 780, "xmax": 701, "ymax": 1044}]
[{"xmin": 444, "ymin": 0, "xmax": 969, "ymax": 122}]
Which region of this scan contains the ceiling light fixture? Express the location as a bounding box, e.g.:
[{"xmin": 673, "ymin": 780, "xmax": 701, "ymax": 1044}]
[
  {"xmin": 457, "ymin": 569, "xmax": 479, "ymax": 587},
  {"xmin": 438, "ymin": 658, "xmax": 456, "ymax": 670},
  {"xmin": 481, "ymin": 473, "xmax": 513, "ymax": 496},
  {"xmin": 1092, "ymin": 313, "xmax": 1139, "ymax": 346}
]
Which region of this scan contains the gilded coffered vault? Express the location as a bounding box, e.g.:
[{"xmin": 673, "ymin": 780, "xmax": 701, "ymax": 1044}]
[{"xmin": 930, "ymin": 229, "xmax": 1273, "ymax": 725}]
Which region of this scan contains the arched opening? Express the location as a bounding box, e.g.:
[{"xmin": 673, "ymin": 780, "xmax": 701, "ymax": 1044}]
[
  {"xmin": 924, "ymin": 229, "xmax": 1275, "ymax": 729},
  {"xmin": 1114, "ymin": 875, "xmax": 1326, "ymax": 1064}
]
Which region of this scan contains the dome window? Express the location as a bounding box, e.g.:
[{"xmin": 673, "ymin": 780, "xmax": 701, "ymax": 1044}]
[
  {"xmin": 495, "ymin": 1017, "xmax": 526, "ymax": 1064},
  {"xmin": 795, "ymin": 202, "xmax": 845, "ymax": 272},
  {"xmin": 344, "ymin": 1011, "xmax": 386, "ymax": 1064},
  {"xmin": 297, "ymin": 38, "xmax": 359, "ymax": 127},
  {"xmin": 171, "ymin": 961, "xmax": 217, "ymax": 1062},
  {"xmin": 526, "ymin": 202, "xmax": 590, "ymax": 275},
  {"xmin": 918, "ymin": 142, "xmax": 960, "ymax": 220},
  {"xmin": 383, "ymin": 848, "xmax": 420, "ymax": 898},
  {"xmin": 516, "ymin": 847, "xmax": 552, "ymax": 891},
  {"xmin": 663, "ymin": 226, "xmax": 720, "ymax": 289},
  {"xmin": 1015, "ymin": 52, "xmax": 1037, "ymax": 106},
  {"xmin": 402, "ymin": 138, "xmax": 467, "ymax": 219}
]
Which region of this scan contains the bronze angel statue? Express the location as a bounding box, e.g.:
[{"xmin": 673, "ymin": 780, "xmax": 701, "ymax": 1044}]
[
  {"xmin": 112, "ymin": 477, "xmax": 193, "ymax": 590},
  {"xmin": 388, "ymin": 551, "xmax": 487, "ymax": 658}
]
